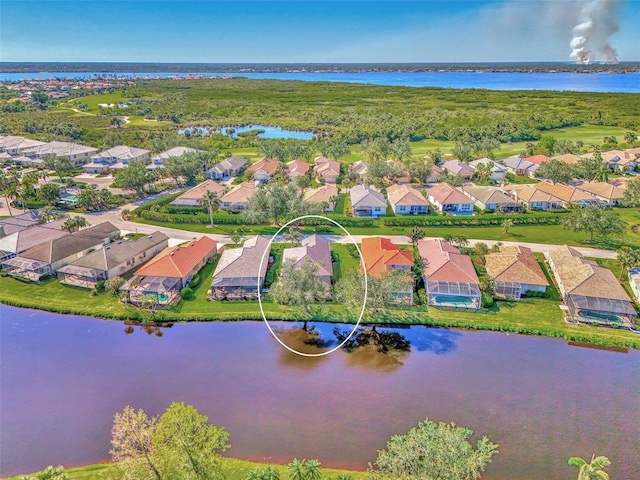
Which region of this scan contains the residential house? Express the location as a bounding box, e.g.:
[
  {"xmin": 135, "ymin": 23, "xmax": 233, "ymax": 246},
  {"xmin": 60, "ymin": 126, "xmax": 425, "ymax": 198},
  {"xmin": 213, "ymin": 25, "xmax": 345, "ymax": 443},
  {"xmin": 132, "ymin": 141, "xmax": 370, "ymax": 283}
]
[
  {"xmin": 206, "ymin": 157, "xmax": 250, "ymax": 180},
  {"xmin": 210, "ymin": 235, "xmax": 270, "ymax": 299},
  {"xmin": 500, "ymin": 156, "xmax": 539, "ymax": 177},
  {"xmin": 532, "ymin": 181, "xmax": 600, "ymax": 207},
  {"xmin": 576, "ymin": 151, "xmax": 621, "ymax": 171},
  {"xmin": 350, "ymin": 161, "xmax": 370, "ymax": 180},
  {"xmin": 386, "ymin": 159, "xmax": 411, "ymax": 184},
  {"xmin": 313, "ymin": 156, "xmax": 341, "ymax": 184},
  {"xmin": 147, "ymin": 146, "xmax": 203, "ymax": 170},
  {"xmin": 247, "ymin": 158, "xmax": 279, "ymax": 183},
  {"xmin": 120, "ymin": 236, "xmax": 217, "ymax": 306},
  {"xmin": 303, "ymin": 184, "xmax": 340, "ymax": 212},
  {"xmin": 0, "ymin": 218, "xmax": 67, "ymax": 262},
  {"xmin": 505, "ymin": 184, "xmax": 564, "ymax": 211},
  {"xmin": 0, "ymin": 211, "xmax": 43, "ymax": 236},
  {"xmin": 418, "ymin": 238, "xmax": 481, "ymax": 309},
  {"xmin": 2, "ymin": 222, "xmax": 119, "ymax": 280},
  {"xmin": 286, "ymin": 160, "xmax": 310, "ymax": 180},
  {"xmin": 169, "ymin": 179, "xmax": 226, "ymax": 208},
  {"xmin": 349, "ymin": 185, "xmax": 387, "ymax": 217},
  {"xmin": 441, "ymin": 160, "xmax": 473, "ymax": 179},
  {"xmin": 83, "ymin": 145, "xmax": 151, "ymax": 173},
  {"xmin": 427, "ymin": 164, "xmax": 443, "ymax": 183},
  {"xmin": 600, "ymin": 149, "xmax": 637, "ymax": 172},
  {"xmin": 22, "ymin": 141, "xmax": 99, "ymax": 167},
  {"xmin": 361, "ymin": 237, "xmax": 414, "ymax": 304},
  {"xmin": 426, "ymin": 183, "xmax": 474, "ymax": 214},
  {"xmin": 546, "ymin": 245, "xmax": 636, "ymax": 328},
  {"xmin": 552, "ymin": 153, "xmax": 580, "ymax": 165},
  {"xmin": 627, "ymin": 267, "xmax": 640, "ymax": 304},
  {"xmin": 386, "ymin": 183, "xmax": 429, "ymax": 215},
  {"xmin": 220, "ymin": 182, "xmax": 257, "ymax": 211},
  {"xmin": 469, "ymin": 158, "xmax": 507, "ymax": 182},
  {"xmin": 282, "ymin": 234, "xmax": 333, "ymax": 285},
  {"xmin": 485, "ymin": 246, "xmax": 548, "ymax": 300},
  {"xmin": 461, "ymin": 184, "xmax": 522, "ymax": 212},
  {"xmin": 57, "ymin": 232, "xmax": 169, "ymax": 288},
  {"xmin": 0, "ymin": 136, "xmax": 47, "ymax": 155},
  {"xmin": 575, "ymin": 182, "xmax": 625, "ymax": 206},
  {"xmin": 523, "ymin": 155, "xmax": 551, "ymax": 165}
]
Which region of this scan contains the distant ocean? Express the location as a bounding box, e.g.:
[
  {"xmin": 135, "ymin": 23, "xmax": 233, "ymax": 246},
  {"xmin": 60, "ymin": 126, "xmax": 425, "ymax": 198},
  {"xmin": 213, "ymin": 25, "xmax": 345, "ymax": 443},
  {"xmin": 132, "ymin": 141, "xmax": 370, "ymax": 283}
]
[{"xmin": 1, "ymin": 71, "xmax": 639, "ymax": 93}]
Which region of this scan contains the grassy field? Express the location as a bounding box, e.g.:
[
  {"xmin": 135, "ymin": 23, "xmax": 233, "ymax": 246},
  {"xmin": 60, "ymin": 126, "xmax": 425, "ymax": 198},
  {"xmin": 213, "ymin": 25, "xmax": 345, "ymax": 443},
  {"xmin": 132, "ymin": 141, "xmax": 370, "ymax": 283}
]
[{"xmin": 3, "ymin": 457, "xmax": 369, "ymax": 480}]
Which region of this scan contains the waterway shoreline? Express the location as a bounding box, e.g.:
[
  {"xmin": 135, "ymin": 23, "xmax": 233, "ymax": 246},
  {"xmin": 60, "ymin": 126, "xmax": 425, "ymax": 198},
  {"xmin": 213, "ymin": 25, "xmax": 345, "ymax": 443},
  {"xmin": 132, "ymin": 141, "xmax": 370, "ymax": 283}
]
[{"xmin": 2, "ymin": 297, "xmax": 638, "ymax": 350}]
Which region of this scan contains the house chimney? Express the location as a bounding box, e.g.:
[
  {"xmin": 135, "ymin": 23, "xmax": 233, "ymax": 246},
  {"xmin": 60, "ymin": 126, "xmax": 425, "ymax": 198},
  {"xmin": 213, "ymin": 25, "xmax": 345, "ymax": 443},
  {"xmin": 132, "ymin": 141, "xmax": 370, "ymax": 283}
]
[{"xmin": 0, "ymin": 226, "xmax": 5, "ymax": 238}]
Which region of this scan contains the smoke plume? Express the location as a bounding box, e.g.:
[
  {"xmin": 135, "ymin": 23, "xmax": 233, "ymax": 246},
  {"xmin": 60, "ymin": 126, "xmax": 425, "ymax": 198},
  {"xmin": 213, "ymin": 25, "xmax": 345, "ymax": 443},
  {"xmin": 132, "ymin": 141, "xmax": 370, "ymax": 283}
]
[{"xmin": 570, "ymin": 0, "xmax": 620, "ymax": 64}]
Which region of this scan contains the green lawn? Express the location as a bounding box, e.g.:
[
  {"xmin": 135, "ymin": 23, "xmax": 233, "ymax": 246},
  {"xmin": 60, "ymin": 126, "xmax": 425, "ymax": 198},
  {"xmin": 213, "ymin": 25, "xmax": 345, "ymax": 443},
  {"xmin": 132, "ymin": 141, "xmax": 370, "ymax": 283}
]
[
  {"xmin": 133, "ymin": 216, "xmax": 640, "ymax": 248},
  {"xmin": 3, "ymin": 457, "xmax": 369, "ymax": 480},
  {"xmin": 68, "ymin": 91, "xmax": 126, "ymax": 114},
  {"xmin": 331, "ymin": 243, "xmax": 361, "ymax": 281}
]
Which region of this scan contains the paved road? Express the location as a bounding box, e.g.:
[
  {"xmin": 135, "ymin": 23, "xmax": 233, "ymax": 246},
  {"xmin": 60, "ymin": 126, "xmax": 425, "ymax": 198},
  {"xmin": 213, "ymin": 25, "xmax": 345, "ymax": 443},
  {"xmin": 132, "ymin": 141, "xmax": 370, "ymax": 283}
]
[{"xmin": 64, "ymin": 206, "xmax": 619, "ymax": 259}]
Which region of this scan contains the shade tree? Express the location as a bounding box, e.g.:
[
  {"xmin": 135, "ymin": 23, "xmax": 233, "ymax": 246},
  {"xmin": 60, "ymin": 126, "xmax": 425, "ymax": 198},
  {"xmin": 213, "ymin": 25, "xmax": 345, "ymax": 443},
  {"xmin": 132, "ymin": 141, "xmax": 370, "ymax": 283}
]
[{"xmin": 370, "ymin": 417, "xmax": 499, "ymax": 480}]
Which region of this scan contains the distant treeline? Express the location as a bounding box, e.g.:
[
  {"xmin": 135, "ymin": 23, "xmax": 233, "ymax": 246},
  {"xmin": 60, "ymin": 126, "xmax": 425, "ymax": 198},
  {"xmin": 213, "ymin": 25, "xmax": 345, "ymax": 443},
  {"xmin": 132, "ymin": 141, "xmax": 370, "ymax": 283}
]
[{"xmin": 2, "ymin": 61, "xmax": 640, "ymax": 73}]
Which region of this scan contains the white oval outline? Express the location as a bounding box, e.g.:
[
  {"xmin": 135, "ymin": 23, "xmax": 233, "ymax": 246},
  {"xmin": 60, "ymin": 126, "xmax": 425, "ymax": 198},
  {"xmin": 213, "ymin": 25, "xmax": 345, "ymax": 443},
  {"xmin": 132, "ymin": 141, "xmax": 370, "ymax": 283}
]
[{"xmin": 256, "ymin": 214, "xmax": 368, "ymax": 357}]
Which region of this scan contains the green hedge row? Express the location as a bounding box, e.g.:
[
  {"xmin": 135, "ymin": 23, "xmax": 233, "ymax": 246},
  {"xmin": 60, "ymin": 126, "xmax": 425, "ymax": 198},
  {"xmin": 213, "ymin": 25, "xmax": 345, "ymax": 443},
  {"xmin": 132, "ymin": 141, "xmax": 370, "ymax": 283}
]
[
  {"xmin": 299, "ymin": 216, "xmax": 375, "ymax": 227},
  {"xmin": 139, "ymin": 209, "xmax": 248, "ymax": 225},
  {"xmin": 165, "ymin": 205, "xmax": 206, "ymax": 215},
  {"xmin": 382, "ymin": 213, "xmax": 564, "ymax": 227}
]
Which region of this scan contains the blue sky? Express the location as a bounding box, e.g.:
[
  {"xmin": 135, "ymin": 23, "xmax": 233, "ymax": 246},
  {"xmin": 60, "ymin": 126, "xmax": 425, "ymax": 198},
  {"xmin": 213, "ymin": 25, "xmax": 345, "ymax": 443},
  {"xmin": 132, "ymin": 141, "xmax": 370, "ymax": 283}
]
[{"xmin": 1, "ymin": 1, "xmax": 638, "ymax": 62}]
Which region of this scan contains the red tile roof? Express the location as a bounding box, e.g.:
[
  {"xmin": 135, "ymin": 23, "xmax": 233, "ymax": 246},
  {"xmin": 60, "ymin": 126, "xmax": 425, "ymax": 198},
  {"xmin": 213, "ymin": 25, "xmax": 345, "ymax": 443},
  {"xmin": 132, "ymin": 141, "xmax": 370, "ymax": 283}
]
[
  {"xmin": 524, "ymin": 155, "xmax": 551, "ymax": 165},
  {"xmin": 247, "ymin": 158, "xmax": 279, "ymax": 174},
  {"xmin": 418, "ymin": 239, "xmax": 479, "ymax": 284},
  {"xmin": 361, "ymin": 237, "xmax": 413, "ymax": 276},
  {"xmin": 134, "ymin": 236, "xmax": 217, "ymax": 278}
]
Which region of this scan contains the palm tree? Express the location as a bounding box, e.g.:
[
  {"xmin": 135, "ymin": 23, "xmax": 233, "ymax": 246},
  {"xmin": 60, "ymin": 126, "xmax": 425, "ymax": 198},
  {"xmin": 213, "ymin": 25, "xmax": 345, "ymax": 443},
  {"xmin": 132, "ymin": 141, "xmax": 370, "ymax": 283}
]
[
  {"xmin": 501, "ymin": 218, "xmax": 514, "ymax": 235},
  {"xmin": 230, "ymin": 228, "xmax": 245, "ymax": 246},
  {"xmin": 244, "ymin": 467, "xmax": 280, "ymax": 480},
  {"xmin": 616, "ymin": 246, "xmax": 640, "ymax": 279},
  {"xmin": 39, "ymin": 205, "xmax": 58, "ymax": 222},
  {"xmin": 567, "ymin": 454, "xmax": 611, "ymax": 480},
  {"xmin": 287, "ymin": 459, "xmax": 305, "ymax": 480},
  {"xmin": 329, "ymin": 194, "xmax": 340, "ymax": 211},
  {"xmin": 2, "ymin": 184, "xmax": 17, "ymax": 216},
  {"xmin": 303, "ymin": 459, "xmax": 322, "ymax": 480},
  {"xmin": 198, "ymin": 190, "xmax": 221, "ymax": 227},
  {"xmin": 285, "ymin": 227, "xmax": 301, "ymax": 247},
  {"xmin": 62, "ymin": 216, "xmax": 90, "ymax": 233},
  {"xmin": 407, "ymin": 226, "xmax": 425, "ymax": 247}
]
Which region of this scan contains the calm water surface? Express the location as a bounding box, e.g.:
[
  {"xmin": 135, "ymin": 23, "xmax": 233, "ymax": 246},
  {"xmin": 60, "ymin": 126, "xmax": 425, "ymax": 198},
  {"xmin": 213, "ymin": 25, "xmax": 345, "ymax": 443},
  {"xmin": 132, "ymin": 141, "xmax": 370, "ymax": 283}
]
[
  {"xmin": 1, "ymin": 306, "xmax": 638, "ymax": 479},
  {"xmin": 1, "ymin": 71, "xmax": 638, "ymax": 93}
]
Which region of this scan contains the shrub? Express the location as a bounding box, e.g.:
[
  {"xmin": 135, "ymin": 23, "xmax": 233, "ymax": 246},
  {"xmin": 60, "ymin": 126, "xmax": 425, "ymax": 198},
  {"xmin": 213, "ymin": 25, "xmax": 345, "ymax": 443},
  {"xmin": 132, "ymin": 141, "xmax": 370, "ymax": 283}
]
[
  {"xmin": 382, "ymin": 212, "xmax": 564, "ymax": 228},
  {"xmin": 188, "ymin": 274, "xmax": 201, "ymax": 288},
  {"xmin": 180, "ymin": 287, "xmax": 194, "ymax": 300},
  {"xmin": 481, "ymin": 292, "xmax": 495, "ymax": 308}
]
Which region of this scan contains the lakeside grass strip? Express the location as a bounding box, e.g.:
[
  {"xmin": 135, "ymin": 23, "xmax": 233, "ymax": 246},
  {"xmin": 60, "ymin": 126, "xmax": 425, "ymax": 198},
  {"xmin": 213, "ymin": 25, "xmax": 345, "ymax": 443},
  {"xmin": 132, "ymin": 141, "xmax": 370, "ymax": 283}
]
[
  {"xmin": 1, "ymin": 457, "xmax": 370, "ymax": 480},
  {"xmin": 2, "ymin": 271, "xmax": 638, "ymax": 350}
]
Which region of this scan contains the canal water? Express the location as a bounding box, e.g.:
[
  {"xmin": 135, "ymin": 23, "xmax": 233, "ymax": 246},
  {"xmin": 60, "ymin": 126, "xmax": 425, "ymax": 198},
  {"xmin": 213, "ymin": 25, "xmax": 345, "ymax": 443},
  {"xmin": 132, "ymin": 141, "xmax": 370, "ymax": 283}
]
[{"xmin": 1, "ymin": 306, "xmax": 638, "ymax": 478}]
